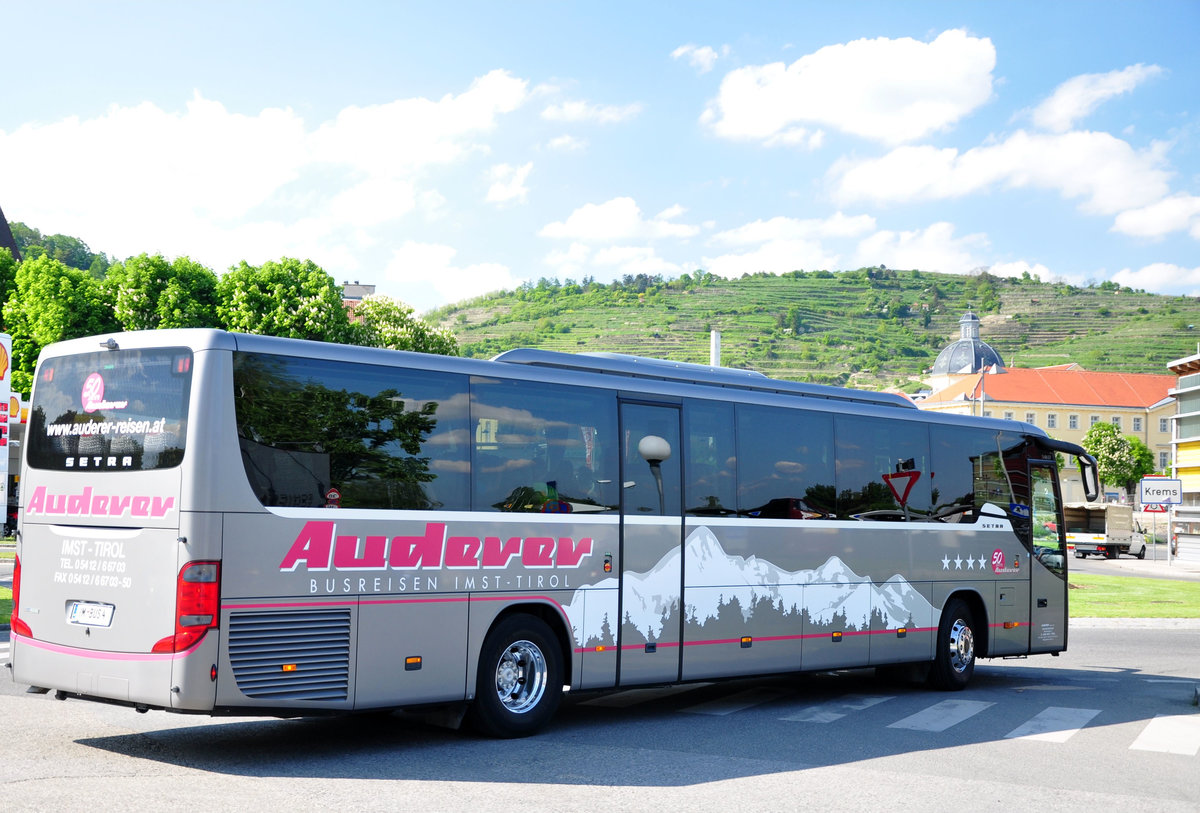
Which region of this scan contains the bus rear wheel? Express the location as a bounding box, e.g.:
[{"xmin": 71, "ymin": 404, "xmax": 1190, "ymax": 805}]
[
  {"xmin": 469, "ymin": 614, "xmax": 562, "ymax": 738},
  {"xmin": 929, "ymin": 598, "xmax": 976, "ymax": 691}
]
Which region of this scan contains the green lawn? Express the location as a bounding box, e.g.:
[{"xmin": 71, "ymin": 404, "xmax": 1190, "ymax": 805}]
[
  {"xmin": 1069, "ymin": 573, "xmax": 1200, "ymax": 618},
  {"xmin": 1, "ymin": 586, "xmax": 10, "ymax": 627}
]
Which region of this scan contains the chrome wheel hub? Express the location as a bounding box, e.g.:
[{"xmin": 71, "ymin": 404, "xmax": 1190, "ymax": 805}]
[{"xmin": 494, "ymin": 639, "xmax": 548, "ymax": 714}]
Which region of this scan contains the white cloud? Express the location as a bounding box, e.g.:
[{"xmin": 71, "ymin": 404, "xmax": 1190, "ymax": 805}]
[
  {"xmin": 1111, "ymin": 262, "xmax": 1200, "ymax": 294},
  {"xmin": 543, "ymin": 241, "xmax": 682, "ymax": 278},
  {"xmin": 853, "ymin": 222, "xmax": 988, "ymax": 273},
  {"xmin": 309, "ymin": 70, "xmax": 529, "ymax": 174},
  {"xmin": 672, "ymin": 43, "xmax": 722, "ymax": 74},
  {"xmin": 1112, "ymin": 193, "xmax": 1200, "ymax": 240},
  {"xmin": 546, "ymin": 134, "xmax": 587, "ymax": 152},
  {"xmin": 485, "ymin": 162, "xmax": 533, "ymax": 205},
  {"xmin": 700, "ymin": 213, "xmax": 877, "ymax": 278},
  {"xmin": 0, "ymin": 95, "xmax": 308, "ymax": 263},
  {"xmin": 544, "ymin": 242, "xmax": 592, "ymax": 276},
  {"xmin": 592, "ymin": 245, "xmax": 683, "ymax": 275},
  {"xmin": 384, "ymin": 241, "xmax": 523, "ymax": 304},
  {"xmin": 1032, "ymin": 64, "xmax": 1163, "ymax": 133},
  {"xmin": 703, "ymin": 29, "xmax": 994, "ymax": 146},
  {"xmin": 539, "ymin": 197, "xmax": 700, "ymax": 241},
  {"xmin": 703, "ymin": 239, "xmax": 839, "ymax": 277},
  {"xmin": 0, "ymin": 73, "xmax": 532, "ymax": 281},
  {"xmin": 541, "ymin": 100, "xmax": 643, "ymax": 124},
  {"xmin": 710, "ymin": 213, "xmax": 876, "ymax": 246},
  {"xmin": 326, "ymin": 176, "xmax": 419, "ymax": 226},
  {"xmin": 832, "ymin": 130, "xmax": 1172, "ymax": 215}
]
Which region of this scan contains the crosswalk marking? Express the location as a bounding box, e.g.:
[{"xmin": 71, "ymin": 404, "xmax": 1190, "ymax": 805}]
[
  {"xmin": 1004, "ymin": 706, "xmax": 1101, "ymax": 742},
  {"xmin": 573, "ymin": 679, "xmax": 1200, "ymax": 758},
  {"xmin": 580, "ymin": 683, "xmax": 712, "ymax": 708},
  {"xmin": 781, "ymin": 694, "xmax": 894, "ymax": 723},
  {"xmin": 680, "ymin": 687, "xmax": 787, "ymax": 716},
  {"xmin": 888, "ymin": 699, "xmax": 995, "ymax": 732},
  {"xmin": 1130, "ymin": 714, "xmax": 1200, "ymax": 756}
]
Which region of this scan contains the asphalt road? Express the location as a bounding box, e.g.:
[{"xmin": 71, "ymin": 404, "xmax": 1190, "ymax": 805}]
[{"xmin": 2, "ymin": 624, "xmax": 1197, "ymax": 812}]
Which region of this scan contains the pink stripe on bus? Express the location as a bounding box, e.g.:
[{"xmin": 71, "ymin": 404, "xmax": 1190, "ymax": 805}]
[{"xmin": 13, "ymin": 632, "xmax": 201, "ymax": 661}]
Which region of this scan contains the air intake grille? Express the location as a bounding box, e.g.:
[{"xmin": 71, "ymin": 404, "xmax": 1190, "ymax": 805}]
[{"xmin": 228, "ymin": 608, "xmax": 352, "ymax": 701}]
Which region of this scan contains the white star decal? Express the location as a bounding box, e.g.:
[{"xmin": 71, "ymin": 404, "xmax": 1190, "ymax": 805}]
[
  {"xmin": 966, "ymin": 556, "xmax": 976, "ymax": 570},
  {"xmin": 942, "ymin": 555, "xmax": 951, "ymax": 570},
  {"xmin": 979, "ymin": 555, "xmax": 989, "ymax": 570},
  {"xmin": 954, "ymin": 555, "xmax": 964, "ymax": 569}
]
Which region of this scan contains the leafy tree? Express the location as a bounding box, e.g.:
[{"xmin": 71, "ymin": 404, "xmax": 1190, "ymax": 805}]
[
  {"xmin": 1128, "ymin": 435, "xmax": 1155, "ymax": 479},
  {"xmin": 1081, "ymin": 422, "xmax": 1155, "ymax": 497},
  {"xmin": 216, "ymin": 257, "xmax": 351, "ymax": 342},
  {"xmin": 349, "ymin": 295, "xmax": 459, "ymax": 355},
  {"xmin": 2, "ymin": 255, "xmax": 119, "ymax": 394},
  {"xmin": 104, "ymin": 253, "xmax": 220, "ymax": 331},
  {"xmin": 10, "ymin": 222, "xmax": 110, "ymax": 277},
  {"xmin": 0, "ymin": 247, "xmax": 17, "ymax": 303}
]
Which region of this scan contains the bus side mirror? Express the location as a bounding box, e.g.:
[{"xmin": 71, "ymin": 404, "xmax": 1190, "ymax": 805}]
[{"xmin": 1078, "ymin": 454, "xmax": 1100, "ymax": 502}]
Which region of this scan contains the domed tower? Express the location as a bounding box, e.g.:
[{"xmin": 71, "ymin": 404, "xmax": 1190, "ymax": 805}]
[{"xmin": 928, "ymin": 311, "xmax": 1004, "ymax": 391}]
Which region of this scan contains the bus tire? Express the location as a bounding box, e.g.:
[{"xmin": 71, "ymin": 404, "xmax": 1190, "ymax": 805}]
[
  {"xmin": 929, "ymin": 598, "xmax": 976, "ymax": 691},
  {"xmin": 469, "ymin": 614, "xmax": 562, "ymax": 738}
]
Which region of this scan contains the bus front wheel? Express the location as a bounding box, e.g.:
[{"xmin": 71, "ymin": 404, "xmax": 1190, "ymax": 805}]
[
  {"xmin": 469, "ymin": 614, "xmax": 562, "ymax": 738},
  {"xmin": 929, "ymin": 598, "xmax": 976, "ymax": 691}
]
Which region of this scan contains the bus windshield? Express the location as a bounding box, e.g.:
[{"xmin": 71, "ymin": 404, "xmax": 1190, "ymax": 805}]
[{"xmin": 26, "ymin": 348, "xmax": 192, "ymax": 472}]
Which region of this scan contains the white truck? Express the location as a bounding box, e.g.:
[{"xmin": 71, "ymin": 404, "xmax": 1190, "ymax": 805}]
[{"xmin": 1065, "ymin": 502, "xmax": 1147, "ymax": 560}]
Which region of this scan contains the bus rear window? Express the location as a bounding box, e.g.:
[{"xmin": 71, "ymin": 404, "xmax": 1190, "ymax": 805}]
[{"xmin": 27, "ymin": 348, "xmax": 192, "ymax": 472}]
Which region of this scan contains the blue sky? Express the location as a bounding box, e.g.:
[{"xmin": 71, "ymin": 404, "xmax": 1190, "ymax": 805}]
[{"xmin": 2, "ymin": 1, "xmax": 1198, "ymax": 312}]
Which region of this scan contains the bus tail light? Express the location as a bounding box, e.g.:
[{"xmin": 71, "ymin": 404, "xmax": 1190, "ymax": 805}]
[
  {"xmin": 152, "ymin": 561, "xmax": 220, "ymax": 653},
  {"xmin": 11, "ymin": 554, "xmax": 31, "ymax": 638}
]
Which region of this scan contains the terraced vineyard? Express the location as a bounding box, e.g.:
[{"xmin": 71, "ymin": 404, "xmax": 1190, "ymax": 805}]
[{"xmin": 430, "ymin": 269, "xmax": 1200, "ymax": 392}]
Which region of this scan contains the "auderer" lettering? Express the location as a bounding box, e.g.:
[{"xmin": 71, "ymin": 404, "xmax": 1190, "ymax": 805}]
[
  {"xmin": 25, "ymin": 485, "xmax": 176, "ymax": 519},
  {"xmin": 279, "ymin": 521, "xmax": 594, "ymax": 572}
]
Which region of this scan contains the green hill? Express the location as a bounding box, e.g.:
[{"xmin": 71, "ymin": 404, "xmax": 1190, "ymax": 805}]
[{"xmin": 430, "ymin": 268, "xmax": 1200, "ymax": 392}]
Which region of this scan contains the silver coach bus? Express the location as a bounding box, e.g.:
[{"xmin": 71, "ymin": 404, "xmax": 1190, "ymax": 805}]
[{"xmin": 8, "ymin": 329, "xmax": 1098, "ymax": 737}]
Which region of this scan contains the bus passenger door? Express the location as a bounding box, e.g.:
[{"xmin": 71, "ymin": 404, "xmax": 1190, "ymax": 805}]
[
  {"xmin": 1028, "ymin": 461, "xmax": 1068, "ymax": 653},
  {"xmin": 617, "ymin": 402, "xmax": 684, "ymax": 686}
]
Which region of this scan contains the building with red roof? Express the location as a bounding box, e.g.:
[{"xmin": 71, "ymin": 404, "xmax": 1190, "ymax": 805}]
[{"xmin": 918, "ymin": 315, "xmax": 1175, "ymax": 501}]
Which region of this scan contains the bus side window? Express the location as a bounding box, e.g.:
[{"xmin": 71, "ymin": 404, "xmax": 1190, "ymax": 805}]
[
  {"xmin": 470, "ymin": 377, "xmax": 618, "ymax": 513},
  {"xmin": 735, "ymin": 404, "xmax": 834, "ymax": 520},
  {"xmin": 684, "ymin": 400, "xmax": 736, "ymax": 516},
  {"xmin": 835, "ymin": 416, "xmax": 931, "ymax": 521}
]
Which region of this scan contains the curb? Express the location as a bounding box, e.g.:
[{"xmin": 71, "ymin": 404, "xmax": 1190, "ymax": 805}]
[{"xmin": 1069, "ymin": 617, "xmax": 1200, "ymax": 629}]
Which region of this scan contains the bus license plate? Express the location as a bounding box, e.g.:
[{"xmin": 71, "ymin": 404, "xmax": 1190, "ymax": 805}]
[{"xmin": 68, "ymin": 601, "xmax": 115, "ymax": 628}]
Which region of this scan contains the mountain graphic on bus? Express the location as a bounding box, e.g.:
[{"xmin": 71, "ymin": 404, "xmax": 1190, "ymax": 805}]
[{"xmin": 566, "ymin": 525, "xmax": 934, "ymax": 649}]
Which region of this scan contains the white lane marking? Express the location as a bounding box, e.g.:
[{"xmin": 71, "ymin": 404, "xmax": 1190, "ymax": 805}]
[
  {"xmin": 680, "ymin": 687, "xmax": 787, "ymax": 716},
  {"xmin": 1130, "ymin": 714, "xmax": 1200, "ymax": 756},
  {"xmin": 1016, "ymin": 684, "xmax": 1092, "ymax": 692},
  {"xmin": 780, "ymin": 694, "xmax": 895, "ymax": 723},
  {"xmin": 1004, "ymin": 706, "xmax": 1102, "ymax": 742},
  {"xmin": 888, "ymin": 699, "xmax": 995, "ymax": 732},
  {"xmin": 580, "ymin": 683, "xmax": 713, "ymax": 708}
]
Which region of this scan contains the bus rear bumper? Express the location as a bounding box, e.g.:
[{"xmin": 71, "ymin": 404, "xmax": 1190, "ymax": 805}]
[{"xmin": 10, "ymin": 632, "xmax": 211, "ymax": 711}]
